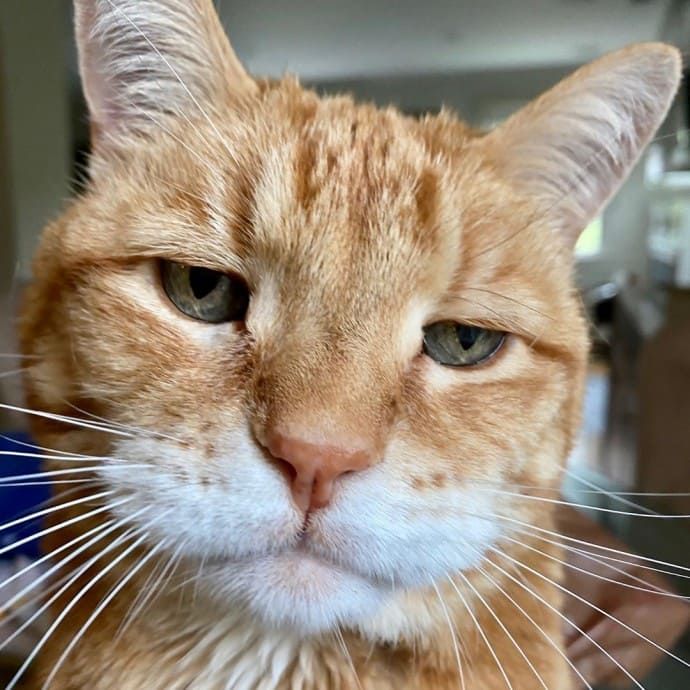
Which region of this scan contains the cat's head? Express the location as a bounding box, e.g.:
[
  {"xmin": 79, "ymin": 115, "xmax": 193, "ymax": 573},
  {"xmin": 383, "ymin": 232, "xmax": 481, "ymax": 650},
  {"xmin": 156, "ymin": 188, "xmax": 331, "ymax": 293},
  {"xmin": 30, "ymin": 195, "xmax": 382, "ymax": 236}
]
[{"xmin": 21, "ymin": 0, "xmax": 680, "ymax": 637}]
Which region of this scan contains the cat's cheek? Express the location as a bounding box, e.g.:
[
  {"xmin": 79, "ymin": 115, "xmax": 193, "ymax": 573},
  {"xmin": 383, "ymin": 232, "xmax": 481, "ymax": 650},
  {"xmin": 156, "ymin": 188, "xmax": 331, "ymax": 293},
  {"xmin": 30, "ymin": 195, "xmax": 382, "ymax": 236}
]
[
  {"xmin": 102, "ymin": 434, "xmax": 304, "ymax": 560},
  {"xmin": 307, "ymin": 465, "xmax": 503, "ymax": 588}
]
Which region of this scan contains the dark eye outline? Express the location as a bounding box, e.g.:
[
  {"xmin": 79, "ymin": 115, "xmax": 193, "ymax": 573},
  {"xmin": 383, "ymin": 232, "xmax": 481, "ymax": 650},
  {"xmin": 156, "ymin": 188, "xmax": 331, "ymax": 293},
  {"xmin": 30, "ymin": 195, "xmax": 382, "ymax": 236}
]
[
  {"xmin": 422, "ymin": 322, "xmax": 507, "ymax": 368},
  {"xmin": 159, "ymin": 260, "xmax": 250, "ymax": 324}
]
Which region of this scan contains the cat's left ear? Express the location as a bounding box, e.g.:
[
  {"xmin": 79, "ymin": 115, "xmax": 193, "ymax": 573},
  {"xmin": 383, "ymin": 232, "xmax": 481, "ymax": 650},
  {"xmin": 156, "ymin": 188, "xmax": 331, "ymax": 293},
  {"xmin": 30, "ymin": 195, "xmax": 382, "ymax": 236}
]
[
  {"xmin": 74, "ymin": 0, "xmax": 257, "ymax": 146},
  {"xmin": 486, "ymin": 43, "xmax": 682, "ymax": 246}
]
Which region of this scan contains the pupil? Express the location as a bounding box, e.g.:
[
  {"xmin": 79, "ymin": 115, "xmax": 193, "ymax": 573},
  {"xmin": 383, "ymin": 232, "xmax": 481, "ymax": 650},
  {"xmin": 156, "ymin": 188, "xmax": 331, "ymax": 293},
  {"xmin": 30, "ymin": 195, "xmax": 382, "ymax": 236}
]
[
  {"xmin": 189, "ymin": 267, "xmax": 221, "ymax": 299},
  {"xmin": 457, "ymin": 325, "xmax": 480, "ymax": 350}
]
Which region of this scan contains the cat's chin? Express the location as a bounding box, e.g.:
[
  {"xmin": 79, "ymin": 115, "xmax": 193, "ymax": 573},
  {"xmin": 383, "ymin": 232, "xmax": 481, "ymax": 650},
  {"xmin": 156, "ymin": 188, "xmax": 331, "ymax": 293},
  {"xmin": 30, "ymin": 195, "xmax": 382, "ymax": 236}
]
[{"xmin": 203, "ymin": 550, "xmax": 390, "ymax": 635}]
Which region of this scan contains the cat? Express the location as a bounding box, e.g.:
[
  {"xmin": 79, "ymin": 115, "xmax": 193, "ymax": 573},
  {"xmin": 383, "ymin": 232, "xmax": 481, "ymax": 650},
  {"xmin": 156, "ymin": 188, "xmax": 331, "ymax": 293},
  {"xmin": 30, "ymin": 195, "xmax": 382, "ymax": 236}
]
[{"xmin": 8, "ymin": 0, "xmax": 680, "ymax": 688}]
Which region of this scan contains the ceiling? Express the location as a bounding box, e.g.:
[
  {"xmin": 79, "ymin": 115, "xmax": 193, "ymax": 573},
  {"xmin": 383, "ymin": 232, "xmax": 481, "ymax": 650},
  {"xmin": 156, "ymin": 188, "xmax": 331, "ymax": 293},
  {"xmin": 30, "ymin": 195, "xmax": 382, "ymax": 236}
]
[{"xmin": 218, "ymin": 0, "xmax": 674, "ymax": 80}]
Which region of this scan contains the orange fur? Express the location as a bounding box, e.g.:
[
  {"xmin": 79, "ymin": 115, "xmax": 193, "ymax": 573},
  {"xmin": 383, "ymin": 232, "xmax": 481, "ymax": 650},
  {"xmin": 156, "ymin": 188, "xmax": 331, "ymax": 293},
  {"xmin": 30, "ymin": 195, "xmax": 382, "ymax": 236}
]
[{"xmin": 14, "ymin": 1, "xmax": 680, "ymax": 688}]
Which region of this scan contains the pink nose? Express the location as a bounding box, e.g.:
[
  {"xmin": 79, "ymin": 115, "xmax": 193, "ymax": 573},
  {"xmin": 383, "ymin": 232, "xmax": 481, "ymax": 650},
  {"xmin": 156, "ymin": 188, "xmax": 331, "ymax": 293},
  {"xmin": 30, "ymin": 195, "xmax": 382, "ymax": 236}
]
[{"xmin": 265, "ymin": 431, "xmax": 375, "ymax": 512}]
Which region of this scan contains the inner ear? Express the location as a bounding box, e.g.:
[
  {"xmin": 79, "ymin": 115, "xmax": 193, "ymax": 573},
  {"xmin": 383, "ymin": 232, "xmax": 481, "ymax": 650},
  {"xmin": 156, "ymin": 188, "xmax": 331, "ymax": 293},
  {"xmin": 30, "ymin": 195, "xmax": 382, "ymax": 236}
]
[
  {"xmin": 485, "ymin": 43, "xmax": 682, "ymax": 246},
  {"xmin": 74, "ymin": 0, "xmax": 257, "ymax": 146}
]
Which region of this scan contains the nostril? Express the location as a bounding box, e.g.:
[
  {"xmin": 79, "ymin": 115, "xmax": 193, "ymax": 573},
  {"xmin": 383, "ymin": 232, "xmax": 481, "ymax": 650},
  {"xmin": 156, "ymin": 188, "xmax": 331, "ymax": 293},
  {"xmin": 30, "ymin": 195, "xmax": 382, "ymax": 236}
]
[
  {"xmin": 276, "ymin": 456, "xmax": 297, "ymax": 483},
  {"xmin": 264, "ymin": 451, "xmax": 297, "ymax": 485},
  {"xmin": 260, "ymin": 429, "xmax": 378, "ymax": 512}
]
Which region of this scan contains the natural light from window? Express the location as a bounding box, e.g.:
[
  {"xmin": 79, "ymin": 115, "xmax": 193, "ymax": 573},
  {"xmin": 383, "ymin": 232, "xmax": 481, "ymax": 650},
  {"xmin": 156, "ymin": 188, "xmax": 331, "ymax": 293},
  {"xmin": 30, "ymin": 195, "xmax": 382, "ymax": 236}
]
[{"xmin": 576, "ymin": 217, "xmax": 603, "ymax": 258}]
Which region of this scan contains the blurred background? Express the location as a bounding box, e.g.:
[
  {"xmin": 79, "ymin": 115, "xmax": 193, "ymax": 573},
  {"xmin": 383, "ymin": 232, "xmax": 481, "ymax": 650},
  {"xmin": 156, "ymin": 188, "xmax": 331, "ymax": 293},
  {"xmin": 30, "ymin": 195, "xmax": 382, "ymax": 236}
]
[{"xmin": 1, "ymin": 1, "xmax": 690, "ymax": 688}]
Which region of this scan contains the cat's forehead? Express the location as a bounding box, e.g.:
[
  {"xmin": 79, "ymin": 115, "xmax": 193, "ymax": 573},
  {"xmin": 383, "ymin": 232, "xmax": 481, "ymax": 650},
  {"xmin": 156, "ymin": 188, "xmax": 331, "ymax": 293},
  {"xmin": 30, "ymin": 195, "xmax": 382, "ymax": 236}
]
[
  {"xmin": 241, "ymin": 92, "xmax": 467, "ymax": 302},
  {"xmin": 128, "ymin": 85, "xmax": 486, "ymax": 307},
  {"xmin": 209, "ymin": 89, "xmax": 539, "ymax": 318},
  {"xmin": 74, "ymin": 80, "xmax": 558, "ymax": 330}
]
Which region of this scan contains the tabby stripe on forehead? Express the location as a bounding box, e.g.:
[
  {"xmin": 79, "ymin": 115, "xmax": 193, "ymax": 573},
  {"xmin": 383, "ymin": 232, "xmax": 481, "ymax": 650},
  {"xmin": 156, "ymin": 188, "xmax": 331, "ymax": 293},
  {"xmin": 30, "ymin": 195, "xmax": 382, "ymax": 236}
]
[
  {"xmin": 169, "ymin": 189, "xmax": 213, "ymax": 227},
  {"xmin": 295, "ymin": 139, "xmax": 319, "ymax": 213},
  {"xmin": 415, "ymin": 168, "xmax": 440, "ymax": 233}
]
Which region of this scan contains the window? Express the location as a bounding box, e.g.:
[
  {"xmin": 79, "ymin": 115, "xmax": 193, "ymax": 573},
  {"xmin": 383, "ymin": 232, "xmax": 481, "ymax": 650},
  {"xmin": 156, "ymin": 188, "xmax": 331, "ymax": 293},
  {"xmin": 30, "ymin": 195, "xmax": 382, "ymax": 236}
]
[{"xmin": 575, "ymin": 217, "xmax": 603, "ymax": 258}]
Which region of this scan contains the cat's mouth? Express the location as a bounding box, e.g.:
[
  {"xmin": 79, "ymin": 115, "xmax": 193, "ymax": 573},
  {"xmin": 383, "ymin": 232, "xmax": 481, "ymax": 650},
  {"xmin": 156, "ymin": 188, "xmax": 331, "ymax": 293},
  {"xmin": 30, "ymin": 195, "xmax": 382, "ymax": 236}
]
[
  {"xmin": 204, "ymin": 532, "xmax": 390, "ymax": 591},
  {"xmin": 199, "ymin": 537, "xmax": 391, "ymax": 633},
  {"xmin": 206, "ymin": 538, "xmax": 370, "ymax": 581}
]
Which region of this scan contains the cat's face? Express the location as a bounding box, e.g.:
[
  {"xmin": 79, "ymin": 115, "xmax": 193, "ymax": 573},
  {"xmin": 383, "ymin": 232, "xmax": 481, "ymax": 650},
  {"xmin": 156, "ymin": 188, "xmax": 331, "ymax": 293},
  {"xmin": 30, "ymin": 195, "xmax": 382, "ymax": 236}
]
[{"xmin": 21, "ymin": 0, "xmax": 679, "ymax": 637}]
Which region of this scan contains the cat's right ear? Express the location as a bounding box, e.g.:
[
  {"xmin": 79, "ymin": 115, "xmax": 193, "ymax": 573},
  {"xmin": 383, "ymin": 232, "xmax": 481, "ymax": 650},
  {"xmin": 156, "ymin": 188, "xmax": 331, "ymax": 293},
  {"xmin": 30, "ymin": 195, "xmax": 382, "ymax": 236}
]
[
  {"xmin": 74, "ymin": 0, "xmax": 257, "ymax": 147},
  {"xmin": 484, "ymin": 43, "xmax": 681, "ymax": 247}
]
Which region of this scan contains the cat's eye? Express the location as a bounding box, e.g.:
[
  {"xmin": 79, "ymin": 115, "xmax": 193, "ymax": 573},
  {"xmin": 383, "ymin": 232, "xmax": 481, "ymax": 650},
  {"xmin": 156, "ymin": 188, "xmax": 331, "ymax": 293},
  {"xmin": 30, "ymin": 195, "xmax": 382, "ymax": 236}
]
[
  {"xmin": 422, "ymin": 322, "xmax": 506, "ymax": 367},
  {"xmin": 160, "ymin": 261, "xmax": 249, "ymax": 324}
]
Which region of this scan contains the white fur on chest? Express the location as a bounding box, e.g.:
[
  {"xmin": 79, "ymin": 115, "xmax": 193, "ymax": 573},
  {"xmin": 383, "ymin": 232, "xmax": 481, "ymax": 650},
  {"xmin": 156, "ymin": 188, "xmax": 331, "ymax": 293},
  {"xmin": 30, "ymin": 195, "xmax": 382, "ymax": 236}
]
[{"xmin": 147, "ymin": 614, "xmax": 314, "ymax": 690}]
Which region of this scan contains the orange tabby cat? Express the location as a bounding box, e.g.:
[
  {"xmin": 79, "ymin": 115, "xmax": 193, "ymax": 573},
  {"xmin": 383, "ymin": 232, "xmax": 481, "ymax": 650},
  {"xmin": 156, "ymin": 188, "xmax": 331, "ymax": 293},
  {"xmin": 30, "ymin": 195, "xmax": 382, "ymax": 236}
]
[{"xmin": 13, "ymin": 1, "xmax": 680, "ymax": 688}]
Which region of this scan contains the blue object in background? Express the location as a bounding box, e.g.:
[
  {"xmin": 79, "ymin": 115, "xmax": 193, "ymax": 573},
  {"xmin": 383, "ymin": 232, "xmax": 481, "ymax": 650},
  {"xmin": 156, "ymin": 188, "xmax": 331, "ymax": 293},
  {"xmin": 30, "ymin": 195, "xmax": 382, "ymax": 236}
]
[{"xmin": 0, "ymin": 433, "xmax": 50, "ymax": 560}]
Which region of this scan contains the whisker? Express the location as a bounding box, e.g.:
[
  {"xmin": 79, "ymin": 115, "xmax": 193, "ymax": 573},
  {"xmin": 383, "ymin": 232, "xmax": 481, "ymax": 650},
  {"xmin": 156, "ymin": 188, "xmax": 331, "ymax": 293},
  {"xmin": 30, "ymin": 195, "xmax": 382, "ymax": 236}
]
[
  {"xmin": 456, "ymin": 570, "xmax": 548, "ymax": 689},
  {"xmin": 438, "ymin": 474, "xmax": 690, "ymax": 498},
  {"xmin": 503, "ymin": 531, "xmax": 690, "ymax": 602},
  {"xmin": 0, "ymin": 451, "xmax": 102, "ymax": 462},
  {"xmin": 490, "ymin": 547, "xmax": 690, "ymax": 673},
  {"xmin": 102, "ymin": 0, "xmax": 239, "ymax": 166},
  {"xmin": 461, "ymin": 286, "xmax": 554, "ymax": 321},
  {"xmin": 0, "ymin": 523, "xmax": 127, "ymax": 617},
  {"xmin": 0, "ymin": 507, "xmax": 149, "ymax": 643},
  {"xmin": 0, "ymin": 485, "xmax": 101, "ymax": 538},
  {"xmin": 166, "ymin": 568, "xmax": 207, "ymax": 594},
  {"xmin": 0, "ymin": 434, "xmax": 89, "ymax": 457},
  {"xmin": 0, "ymin": 518, "xmax": 117, "ymax": 596},
  {"xmin": 0, "ymin": 465, "xmax": 150, "ymax": 485},
  {"xmin": 567, "ymin": 491, "xmax": 690, "ymax": 498},
  {"xmin": 0, "ymin": 570, "xmax": 69, "ymax": 633},
  {"xmin": 476, "ymin": 487, "xmax": 690, "ymax": 518},
  {"xmin": 455, "ymin": 295, "xmax": 541, "ymax": 343},
  {"xmin": 0, "ymin": 496, "xmax": 131, "ymax": 559},
  {"xmin": 562, "ymin": 469, "xmax": 658, "ymax": 516},
  {"xmin": 470, "ymin": 122, "xmax": 690, "ymax": 264},
  {"xmin": 470, "ymin": 108, "xmax": 655, "ymax": 262},
  {"xmin": 155, "ymin": 541, "xmax": 190, "ymax": 616},
  {"xmin": 41, "ymin": 533, "xmax": 166, "ymax": 689},
  {"xmin": 468, "ymin": 205, "xmax": 542, "ymax": 260},
  {"xmin": 0, "ymin": 490, "xmax": 114, "ymax": 538},
  {"xmin": 0, "ymin": 479, "xmax": 99, "ymax": 488},
  {"xmin": 476, "ymin": 563, "xmax": 592, "ymax": 689},
  {"xmin": 111, "ymin": 101, "xmax": 226, "ymax": 180},
  {"xmin": 116, "ymin": 540, "xmax": 181, "ymax": 640},
  {"xmin": 431, "ymin": 581, "xmax": 466, "ymax": 690},
  {"xmin": 191, "ymin": 554, "xmax": 207, "ymax": 606},
  {"xmin": 0, "ymin": 403, "xmax": 134, "ymax": 438},
  {"xmin": 508, "ymin": 523, "xmax": 690, "ymax": 592},
  {"xmin": 0, "ymin": 518, "xmax": 142, "ymax": 654},
  {"xmin": 6, "ymin": 529, "xmax": 151, "ymax": 690},
  {"xmin": 488, "ymin": 513, "xmax": 690, "ymax": 576},
  {"xmin": 485, "ymin": 555, "xmax": 643, "ymax": 689},
  {"xmin": 0, "ymin": 368, "xmax": 25, "ymax": 380},
  {"xmin": 334, "ymin": 629, "xmax": 363, "ymax": 690},
  {"xmin": 446, "ymin": 574, "xmax": 514, "ymax": 690},
  {"xmin": 62, "ymin": 399, "xmax": 185, "ymax": 445}
]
